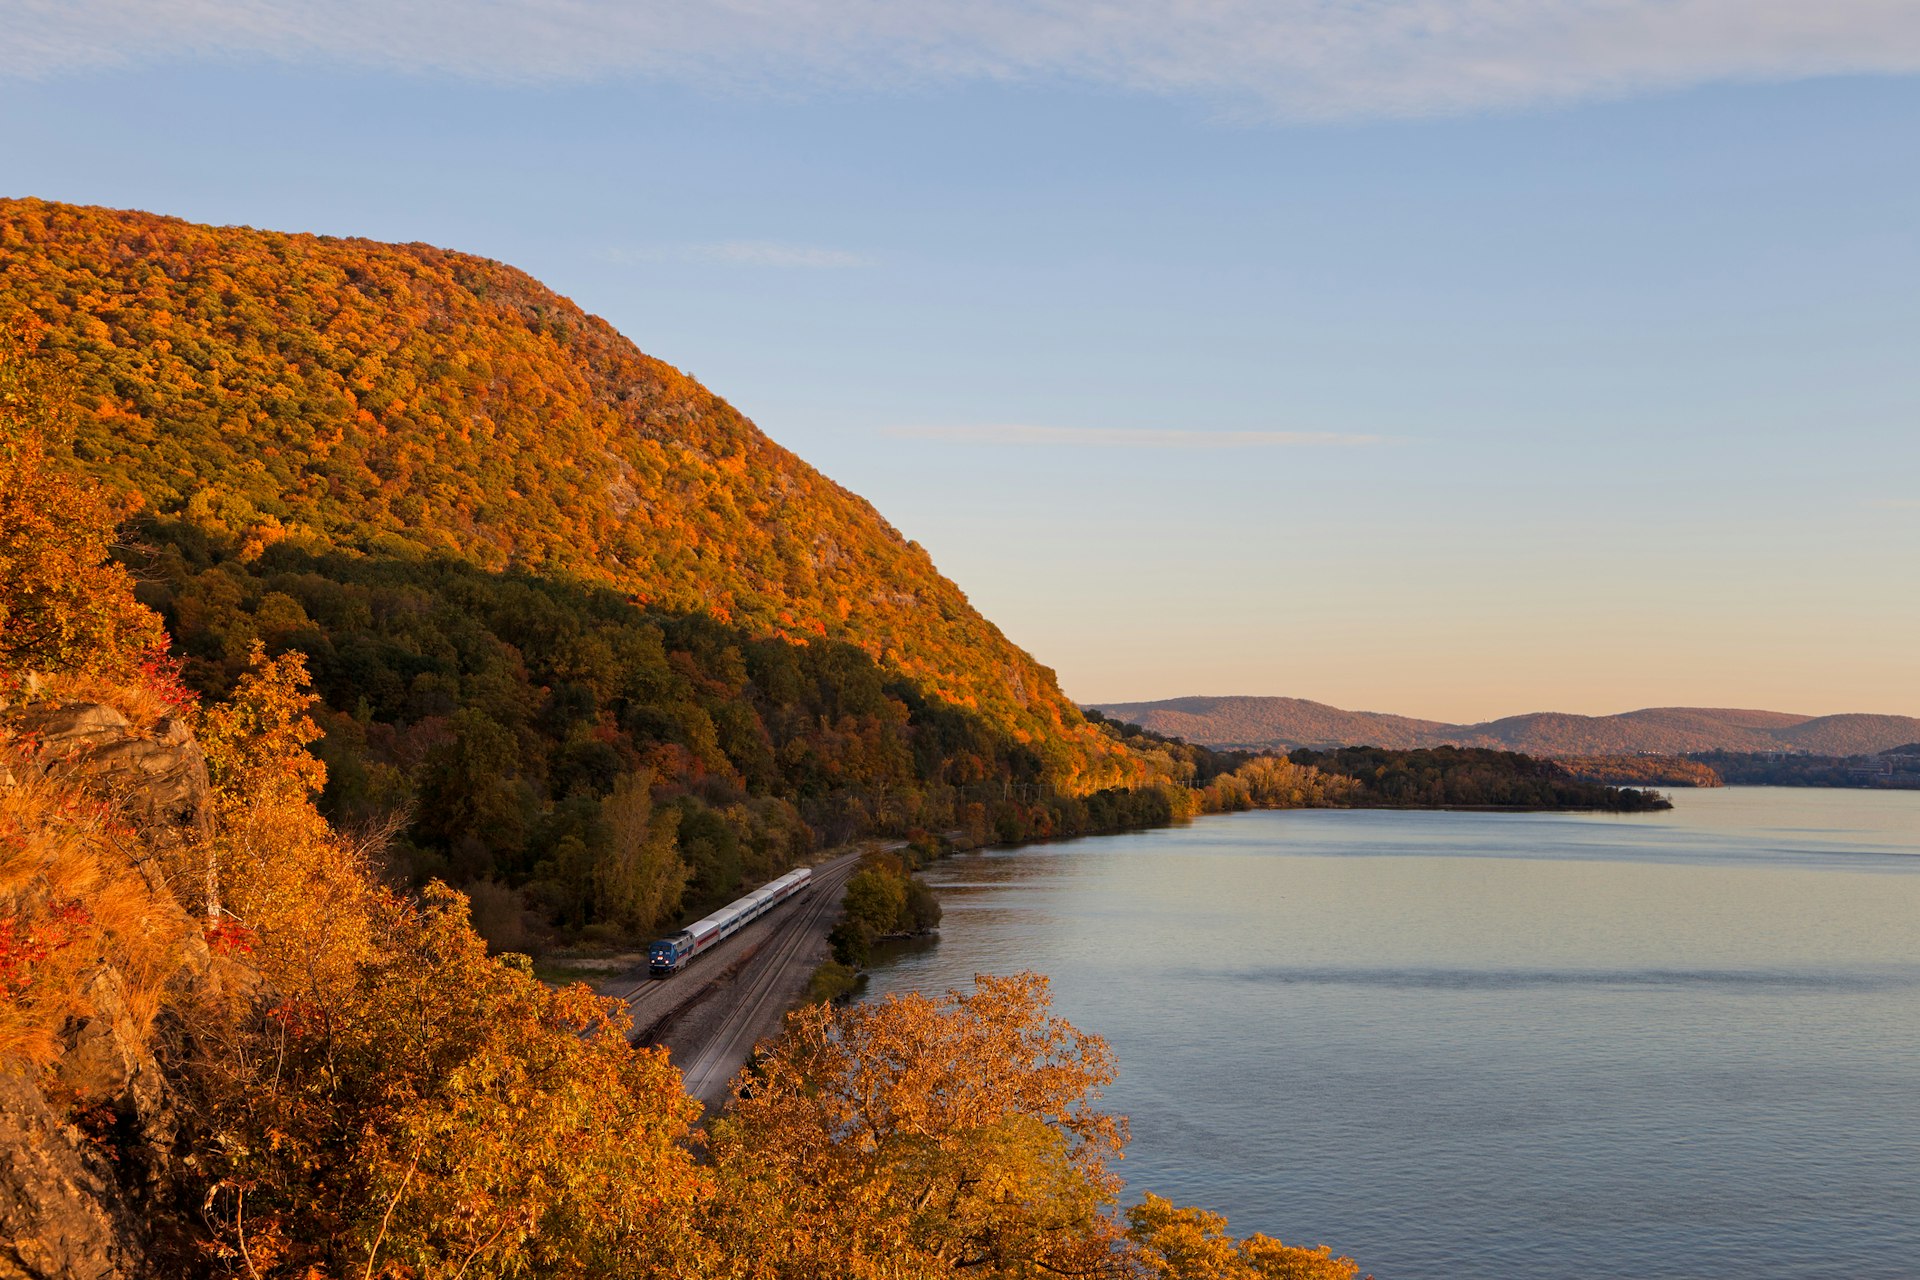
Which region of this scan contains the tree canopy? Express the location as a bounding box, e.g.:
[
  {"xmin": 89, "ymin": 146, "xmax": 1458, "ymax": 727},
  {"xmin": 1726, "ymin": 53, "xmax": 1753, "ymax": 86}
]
[{"xmin": 0, "ymin": 197, "xmax": 1145, "ymax": 792}]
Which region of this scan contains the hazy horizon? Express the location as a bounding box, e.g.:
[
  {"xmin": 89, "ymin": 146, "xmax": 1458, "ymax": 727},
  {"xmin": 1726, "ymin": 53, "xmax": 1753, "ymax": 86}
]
[{"xmin": 5, "ymin": 3, "xmax": 1916, "ymax": 722}]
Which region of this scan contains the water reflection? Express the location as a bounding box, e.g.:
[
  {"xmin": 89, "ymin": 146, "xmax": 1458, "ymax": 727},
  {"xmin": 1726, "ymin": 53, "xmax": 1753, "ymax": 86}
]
[{"xmin": 862, "ymin": 788, "xmax": 1920, "ymax": 1280}]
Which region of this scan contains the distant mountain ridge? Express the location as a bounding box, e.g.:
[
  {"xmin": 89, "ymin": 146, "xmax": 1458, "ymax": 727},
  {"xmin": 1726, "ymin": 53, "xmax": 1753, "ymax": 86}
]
[{"xmin": 1090, "ymin": 696, "xmax": 1920, "ymax": 758}]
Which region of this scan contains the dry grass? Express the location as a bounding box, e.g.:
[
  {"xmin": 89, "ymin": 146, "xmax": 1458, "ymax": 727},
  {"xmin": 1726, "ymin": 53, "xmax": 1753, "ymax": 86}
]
[
  {"xmin": 31, "ymin": 668, "xmax": 192, "ymax": 734},
  {"xmin": 0, "ymin": 730, "xmax": 194, "ymax": 1074}
]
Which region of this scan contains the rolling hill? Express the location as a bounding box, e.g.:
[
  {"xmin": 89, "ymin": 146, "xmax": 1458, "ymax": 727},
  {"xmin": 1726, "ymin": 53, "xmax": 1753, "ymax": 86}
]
[
  {"xmin": 1089, "ymin": 696, "xmax": 1449, "ymax": 751},
  {"xmin": 1093, "ymin": 696, "xmax": 1920, "ymax": 757}
]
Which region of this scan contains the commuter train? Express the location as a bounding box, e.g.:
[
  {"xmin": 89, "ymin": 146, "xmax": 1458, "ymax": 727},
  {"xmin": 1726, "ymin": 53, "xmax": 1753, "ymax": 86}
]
[{"xmin": 647, "ymin": 866, "xmax": 813, "ymax": 976}]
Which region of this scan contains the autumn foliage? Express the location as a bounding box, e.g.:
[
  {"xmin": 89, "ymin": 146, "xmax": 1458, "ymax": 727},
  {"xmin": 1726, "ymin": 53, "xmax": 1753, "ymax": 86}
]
[
  {"xmin": 0, "ymin": 319, "xmax": 201, "ymax": 1071},
  {"xmin": 709, "ymin": 973, "xmax": 1128, "ymax": 1277},
  {"xmin": 186, "ymin": 883, "xmax": 707, "ymax": 1278},
  {"xmin": 0, "ymin": 769, "xmax": 192, "ymax": 1070},
  {"xmin": 1128, "ymin": 1196, "xmax": 1362, "ymax": 1280},
  {"xmin": 0, "ymin": 198, "xmax": 1256, "ymax": 944},
  {"xmin": 1550, "ymin": 754, "xmax": 1724, "ymax": 788},
  {"xmin": 0, "ymin": 204, "xmax": 1370, "ymax": 1279},
  {"xmin": 707, "ymin": 974, "xmax": 1365, "ymax": 1280},
  {"xmin": 0, "ymin": 318, "xmax": 167, "ymax": 687},
  {"xmin": 0, "ymin": 196, "xmax": 1143, "ymax": 791}
]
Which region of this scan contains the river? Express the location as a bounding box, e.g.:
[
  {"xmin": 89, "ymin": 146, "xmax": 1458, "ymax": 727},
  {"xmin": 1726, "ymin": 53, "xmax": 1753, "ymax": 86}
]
[{"xmin": 860, "ymin": 787, "xmax": 1920, "ymax": 1279}]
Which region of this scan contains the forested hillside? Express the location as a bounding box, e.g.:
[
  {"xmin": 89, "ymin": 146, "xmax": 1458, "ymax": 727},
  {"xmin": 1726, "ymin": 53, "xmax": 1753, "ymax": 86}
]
[
  {"xmin": 1552, "ymin": 755, "xmax": 1724, "ymax": 788},
  {"xmin": 0, "ymin": 198, "xmax": 1143, "ymax": 775},
  {"xmin": 1287, "ymin": 747, "xmax": 1670, "ymax": 811},
  {"xmin": 1094, "ymin": 696, "xmax": 1445, "ymax": 750},
  {"xmin": 0, "ymin": 198, "xmax": 1185, "ymax": 942}
]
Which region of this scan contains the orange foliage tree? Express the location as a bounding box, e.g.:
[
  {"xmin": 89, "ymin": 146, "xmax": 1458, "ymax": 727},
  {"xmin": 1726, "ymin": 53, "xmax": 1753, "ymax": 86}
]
[
  {"xmin": 193, "ymin": 641, "xmax": 378, "ymax": 989},
  {"xmin": 703, "ymin": 971, "xmax": 1366, "ymax": 1280},
  {"xmin": 191, "ymin": 884, "xmax": 706, "ymax": 1279},
  {"xmin": 1128, "ymin": 1195, "xmax": 1364, "ymax": 1280},
  {"xmin": 183, "ymin": 651, "xmax": 709, "ymax": 1277},
  {"xmin": 707, "ymin": 972, "xmax": 1132, "ymax": 1278},
  {"xmin": 0, "ymin": 319, "xmax": 167, "ymax": 684}
]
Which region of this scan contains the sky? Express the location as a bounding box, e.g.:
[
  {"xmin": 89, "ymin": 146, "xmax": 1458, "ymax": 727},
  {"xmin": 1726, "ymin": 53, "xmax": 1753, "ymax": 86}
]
[{"xmin": 3, "ymin": 1, "xmax": 1917, "ymax": 722}]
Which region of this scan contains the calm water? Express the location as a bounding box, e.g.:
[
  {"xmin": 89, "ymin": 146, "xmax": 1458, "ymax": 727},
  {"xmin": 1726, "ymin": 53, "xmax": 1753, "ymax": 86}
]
[{"xmin": 862, "ymin": 788, "xmax": 1920, "ymax": 1279}]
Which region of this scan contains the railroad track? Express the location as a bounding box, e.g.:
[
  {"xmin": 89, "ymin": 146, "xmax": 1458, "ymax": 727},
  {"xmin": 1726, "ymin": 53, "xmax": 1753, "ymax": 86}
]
[
  {"xmin": 674, "ymin": 852, "xmax": 864, "ymax": 1109},
  {"xmin": 592, "ymin": 850, "xmax": 865, "ymax": 1096}
]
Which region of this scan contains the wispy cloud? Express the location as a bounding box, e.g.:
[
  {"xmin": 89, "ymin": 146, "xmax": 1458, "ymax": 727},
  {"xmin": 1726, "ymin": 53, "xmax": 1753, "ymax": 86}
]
[
  {"xmin": 605, "ymin": 241, "xmax": 874, "ymax": 269},
  {"xmin": 10, "ymin": 2, "xmax": 1920, "ymax": 120},
  {"xmin": 884, "ymin": 425, "xmax": 1381, "ymax": 448}
]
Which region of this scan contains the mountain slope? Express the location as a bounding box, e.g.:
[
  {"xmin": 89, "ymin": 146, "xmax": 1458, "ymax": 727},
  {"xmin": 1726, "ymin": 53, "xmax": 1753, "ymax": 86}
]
[
  {"xmin": 0, "ymin": 196, "xmax": 1138, "ymax": 792},
  {"xmin": 1774, "ymin": 715, "xmax": 1920, "ymax": 757},
  {"xmin": 1094, "ymin": 696, "xmax": 1920, "ymax": 757},
  {"xmin": 1459, "ymin": 709, "xmax": 1802, "ymax": 755}
]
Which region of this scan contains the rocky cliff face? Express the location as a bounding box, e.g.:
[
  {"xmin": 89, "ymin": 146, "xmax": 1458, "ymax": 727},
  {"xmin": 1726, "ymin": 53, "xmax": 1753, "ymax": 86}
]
[
  {"xmin": 0, "ymin": 1031, "xmax": 156, "ymax": 1280},
  {"xmin": 0, "ymin": 687, "xmax": 223, "ymax": 1280},
  {"xmin": 0, "ymin": 697, "xmax": 209, "ymax": 836}
]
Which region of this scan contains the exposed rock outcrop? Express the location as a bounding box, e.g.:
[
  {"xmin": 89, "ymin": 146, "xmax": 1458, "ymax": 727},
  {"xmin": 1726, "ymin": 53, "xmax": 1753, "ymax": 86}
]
[
  {"xmin": 0, "ymin": 1067, "xmax": 142, "ymax": 1280},
  {"xmin": 0, "ymin": 693, "xmax": 220, "ymax": 1279},
  {"xmin": 0, "ymin": 700, "xmax": 209, "ymax": 836}
]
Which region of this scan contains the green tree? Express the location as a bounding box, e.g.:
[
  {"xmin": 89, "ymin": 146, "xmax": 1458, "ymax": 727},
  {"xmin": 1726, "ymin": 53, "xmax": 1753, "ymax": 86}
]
[
  {"xmin": 593, "ymin": 771, "xmax": 688, "ymax": 936},
  {"xmin": 416, "ymin": 707, "xmax": 528, "ymax": 878},
  {"xmin": 841, "ymin": 862, "xmax": 908, "ymax": 935}
]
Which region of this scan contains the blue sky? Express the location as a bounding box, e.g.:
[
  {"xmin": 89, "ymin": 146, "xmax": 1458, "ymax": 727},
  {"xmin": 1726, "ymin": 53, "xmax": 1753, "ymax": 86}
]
[{"xmin": 4, "ymin": 3, "xmax": 1917, "ymax": 720}]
